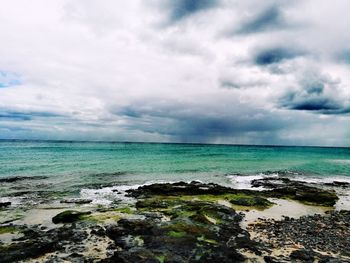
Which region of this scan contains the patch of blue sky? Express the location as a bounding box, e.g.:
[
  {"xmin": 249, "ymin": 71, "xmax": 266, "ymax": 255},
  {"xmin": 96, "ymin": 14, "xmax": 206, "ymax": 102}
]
[{"xmin": 0, "ymin": 71, "xmax": 22, "ymax": 88}]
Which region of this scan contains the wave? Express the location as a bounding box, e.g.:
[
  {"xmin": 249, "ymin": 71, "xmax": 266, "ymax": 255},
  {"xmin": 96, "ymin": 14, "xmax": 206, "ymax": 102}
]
[{"xmin": 227, "ymin": 170, "xmax": 350, "ymax": 190}]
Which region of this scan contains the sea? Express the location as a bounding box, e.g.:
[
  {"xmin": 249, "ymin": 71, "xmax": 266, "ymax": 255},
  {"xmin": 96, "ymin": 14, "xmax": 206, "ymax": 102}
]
[{"xmin": 1, "ymin": 140, "xmax": 350, "ymax": 206}]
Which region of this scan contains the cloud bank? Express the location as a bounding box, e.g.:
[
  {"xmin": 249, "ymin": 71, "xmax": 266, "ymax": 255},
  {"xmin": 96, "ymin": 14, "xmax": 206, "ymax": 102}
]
[{"xmin": 0, "ymin": 0, "xmax": 349, "ymax": 146}]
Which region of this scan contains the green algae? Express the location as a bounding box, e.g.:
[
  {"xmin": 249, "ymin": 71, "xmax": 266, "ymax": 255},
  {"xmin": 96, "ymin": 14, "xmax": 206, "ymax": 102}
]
[
  {"xmin": 114, "ymin": 207, "xmax": 134, "ymax": 214},
  {"xmin": 0, "ymin": 226, "xmax": 18, "ymax": 234},
  {"xmin": 140, "ymin": 193, "xmax": 275, "ymax": 211},
  {"xmin": 155, "ymin": 255, "xmax": 166, "ymax": 263},
  {"xmin": 197, "ymin": 235, "xmax": 218, "ymax": 244},
  {"xmin": 229, "ymin": 196, "xmax": 274, "ymax": 208},
  {"xmin": 167, "ymin": 230, "xmax": 187, "ymax": 238}
]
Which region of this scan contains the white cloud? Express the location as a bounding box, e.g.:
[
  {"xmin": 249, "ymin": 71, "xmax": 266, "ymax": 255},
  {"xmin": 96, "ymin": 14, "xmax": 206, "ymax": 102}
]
[{"xmin": 0, "ymin": 0, "xmax": 349, "ymax": 146}]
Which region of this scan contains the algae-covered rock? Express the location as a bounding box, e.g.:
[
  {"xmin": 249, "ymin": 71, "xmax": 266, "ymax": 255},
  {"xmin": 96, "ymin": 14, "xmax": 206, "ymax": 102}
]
[
  {"xmin": 52, "ymin": 210, "xmax": 91, "ymax": 224},
  {"xmin": 0, "ymin": 224, "xmax": 88, "ymax": 262},
  {"xmin": 129, "ymin": 180, "xmax": 339, "ymax": 207},
  {"xmin": 0, "ymin": 225, "xmax": 18, "ymax": 234},
  {"xmin": 251, "ymin": 177, "xmax": 339, "ymax": 206},
  {"xmin": 230, "ymin": 196, "xmax": 273, "ymax": 208}
]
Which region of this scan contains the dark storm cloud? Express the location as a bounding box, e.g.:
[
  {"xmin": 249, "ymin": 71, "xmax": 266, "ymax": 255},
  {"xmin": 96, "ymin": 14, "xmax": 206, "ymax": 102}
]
[
  {"xmin": 285, "ymin": 97, "xmax": 341, "ymax": 111},
  {"xmin": 280, "ymin": 78, "xmax": 350, "ymax": 115},
  {"xmin": 113, "ymin": 101, "xmax": 290, "ymax": 143},
  {"xmin": 254, "ymin": 47, "xmax": 302, "ymax": 65},
  {"xmin": 0, "ymin": 110, "xmax": 64, "ymax": 121},
  {"xmin": 238, "ymin": 6, "xmax": 286, "ymax": 34},
  {"xmin": 165, "ymin": 0, "xmax": 219, "ymax": 22}
]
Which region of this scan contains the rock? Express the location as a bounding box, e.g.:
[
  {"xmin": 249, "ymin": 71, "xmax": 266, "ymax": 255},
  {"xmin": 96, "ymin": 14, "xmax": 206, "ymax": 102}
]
[
  {"xmin": 251, "ymin": 210, "xmax": 350, "ymax": 259},
  {"xmin": 127, "ymin": 181, "xmax": 251, "ymax": 198},
  {"xmin": 0, "ymin": 202, "xmax": 11, "ymax": 208},
  {"xmin": 294, "ymin": 187, "xmax": 338, "ymax": 206},
  {"xmin": 324, "ymin": 181, "xmax": 350, "ymax": 187},
  {"xmin": 60, "ymin": 199, "xmax": 92, "ymax": 204},
  {"xmin": 230, "ymin": 196, "xmax": 273, "ymax": 208},
  {"xmin": 251, "ymin": 177, "xmax": 291, "ymax": 188},
  {"xmin": 0, "ymin": 224, "xmax": 88, "ymax": 262},
  {"xmin": 251, "ymin": 177, "xmax": 339, "ymax": 206},
  {"xmin": 0, "ymin": 176, "xmax": 48, "ymax": 183},
  {"xmin": 264, "ymin": 255, "xmax": 281, "ymax": 263},
  {"xmin": 290, "ymin": 249, "xmax": 315, "ymax": 261},
  {"xmin": 129, "ymin": 180, "xmax": 338, "ymax": 207},
  {"xmin": 52, "ymin": 210, "xmax": 91, "ymax": 224}
]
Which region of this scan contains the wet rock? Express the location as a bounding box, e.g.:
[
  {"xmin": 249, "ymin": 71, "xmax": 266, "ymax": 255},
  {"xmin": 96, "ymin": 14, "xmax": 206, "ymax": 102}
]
[
  {"xmin": 104, "ymin": 197, "xmax": 256, "ymax": 262},
  {"xmin": 0, "ymin": 238, "xmax": 57, "ymax": 262},
  {"xmin": 263, "ymin": 255, "xmax": 281, "ymax": 263},
  {"xmin": 251, "ymin": 177, "xmax": 338, "ymax": 206},
  {"xmin": 127, "ymin": 181, "xmax": 249, "ymax": 198},
  {"xmin": 130, "ymin": 180, "xmax": 339, "ymax": 207},
  {"xmin": 0, "ymin": 202, "xmax": 11, "ymax": 208},
  {"xmin": 290, "ymin": 249, "xmax": 315, "ymax": 261},
  {"xmin": 0, "ymin": 224, "xmax": 89, "ymax": 262},
  {"xmin": 230, "ymin": 196, "xmax": 273, "ymax": 208},
  {"xmin": 60, "ymin": 199, "xmax": 93, "ymax": 204},
  {"xmin": 0, "ymin": 176, "xmax": 48, "ymax": 183},
  {"xmin": 52, "ymin": 210, "xmax": 91, "ymax": 224},
  {"xmin": 324, "ymin": 181, "xmax": 350, "ymax": 187}
]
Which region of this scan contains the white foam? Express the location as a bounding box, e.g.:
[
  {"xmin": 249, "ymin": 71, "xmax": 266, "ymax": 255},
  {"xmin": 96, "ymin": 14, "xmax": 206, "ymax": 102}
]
[
  {"xmin": 227, "ymin": 173, "xmax": 278, "ymax": 190},
  {"xmin": 79, "ymin": 179, "xmax": 202, "ymax": 205},
  {"xmin": 327, "ymin": 159, "xmax": 350, "ymax": 165},
  {"xmin": 80, "ymin": 184, "xmax": 146, "ymax": 205},
  {"xmin": 294, "ymin": 175, "xmax": 350, "ymax": 185}
]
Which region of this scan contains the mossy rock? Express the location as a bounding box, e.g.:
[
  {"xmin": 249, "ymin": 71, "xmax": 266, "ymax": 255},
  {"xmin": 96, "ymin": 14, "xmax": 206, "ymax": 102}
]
[
  {"xmin": 0, "ymin": 225, "xmax": 18, "ymax": 234},
  {"xmin": 52, "ymin": 210, "xmax": 91, "ymax": 224},
  {"xmin": 167, "ymin": 230, "xmax": 187, "ymax": 238},
  {"xmin": 294, "ymin": 189, "xmax": 338, "ymax": 206},
  {"xmin": 230, "ymin": 196, "xmax": 273, "ymax": 208}
]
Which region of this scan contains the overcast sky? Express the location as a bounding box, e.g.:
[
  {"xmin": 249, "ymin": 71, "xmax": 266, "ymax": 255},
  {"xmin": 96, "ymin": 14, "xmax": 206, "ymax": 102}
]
[{"xmin": 0, "ymin": 0, "xmax": 350, "ymax": 146}]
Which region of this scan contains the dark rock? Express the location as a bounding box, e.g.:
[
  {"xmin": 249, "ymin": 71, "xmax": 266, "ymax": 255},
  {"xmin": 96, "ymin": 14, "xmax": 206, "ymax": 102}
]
[
  {"xmin": 251, "ymin": 177, "xmax": 338, "ymax": 206},
  {"xmin": 52, "ymin": 210, "xmax": 91, "ymax": 224},
  {"xmin": 251, "ymin": 177, "xmax": 291, "ymax": 188},
  {"xmin": 230, "ymin": 196, "xmax": 273, "ymax": 207},
  {"xmin": 0, "ymin": 176, "xmax": 48, "ymax": 183},
  {"xmin": 324, "ymin": 181, "xmax": 350, "ymax": 187},
  {"xmin": 0, "ymin": 224, "xmax": 88, "ymax": 262},
  {"xmin": 251, "ymin": 211, "xmax": 350, "ymax": 258},
  {"xmin": 0, "ymin": 202, "xmax": 11, "ymax": 208},
  {"xmin": 290, "ymin": 249, "xmax": 315, "ymax": 261},
  {"xmin": 129, "ymin": 180, "xmax": 338, "ymax": 207},
  {"xmin": 264, "ymin": 255, "xmax": 281, "ymax": 263},
  {"xmin": 60, "ymin": 199, "xmax": 92, "ymax": 204}
]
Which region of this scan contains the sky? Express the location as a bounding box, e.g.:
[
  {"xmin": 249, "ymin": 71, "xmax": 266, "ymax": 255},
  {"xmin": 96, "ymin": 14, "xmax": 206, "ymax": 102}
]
[{"xmin": 0, "ymin": 0, "xmax": 350, "ymax": 146}]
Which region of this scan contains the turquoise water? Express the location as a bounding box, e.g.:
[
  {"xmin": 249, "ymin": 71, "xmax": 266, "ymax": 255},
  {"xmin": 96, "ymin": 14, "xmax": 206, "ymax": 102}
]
[
  {"xmin": 0, "ymin": 140, "xmax": 349, "ymax": 203},
  {"xmin": 1, "ymin": 140, "xmax": 349, "ymax": 177}
]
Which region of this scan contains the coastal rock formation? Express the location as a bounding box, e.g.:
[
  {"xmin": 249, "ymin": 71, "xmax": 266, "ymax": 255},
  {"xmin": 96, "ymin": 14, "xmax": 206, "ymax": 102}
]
[
  {"xmin": 52, "ymin": 210, "xmax": 91, "ymax": 224},
  {"xmin": 0, "ymin": 180, "xmax": 347, "ymax": 262},
  {"xmin": 129, "ymin": 180, "xmax": 339, "ymax": 207},
  {"xmin": 251, "ymin": 177, "xmax": 339, "ymax": 206}
]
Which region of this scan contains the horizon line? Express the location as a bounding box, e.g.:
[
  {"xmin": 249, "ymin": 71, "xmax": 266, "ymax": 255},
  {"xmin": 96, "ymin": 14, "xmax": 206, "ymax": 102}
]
[{"xmin": 0, "ymin": 138, "xmax": 348, "ymax": 149}]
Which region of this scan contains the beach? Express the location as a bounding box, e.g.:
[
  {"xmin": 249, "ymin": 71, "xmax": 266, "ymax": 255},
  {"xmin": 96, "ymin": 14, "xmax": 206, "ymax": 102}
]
[{"xmin": 1, "ymin": 141, "xmax": 350, "ymax": 262}]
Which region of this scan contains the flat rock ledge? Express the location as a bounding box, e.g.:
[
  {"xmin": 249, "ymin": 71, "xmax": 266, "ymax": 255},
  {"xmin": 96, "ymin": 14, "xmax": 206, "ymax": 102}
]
[{"xmin": 0, "ymin": 179, "xmax": 347, "ymax": 263}]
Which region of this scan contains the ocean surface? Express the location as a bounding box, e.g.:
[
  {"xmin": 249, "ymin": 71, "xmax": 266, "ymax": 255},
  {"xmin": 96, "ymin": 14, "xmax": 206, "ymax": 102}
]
[{"xmin": 1, "ymin": 140, "xmax": 350, "ymax": 206}]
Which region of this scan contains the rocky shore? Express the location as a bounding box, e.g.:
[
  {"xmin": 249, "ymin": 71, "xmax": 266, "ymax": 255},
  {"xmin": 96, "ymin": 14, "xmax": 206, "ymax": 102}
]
[{"xmin": 0, "ymin": 177, "xmax": 349, "ymax": 262}]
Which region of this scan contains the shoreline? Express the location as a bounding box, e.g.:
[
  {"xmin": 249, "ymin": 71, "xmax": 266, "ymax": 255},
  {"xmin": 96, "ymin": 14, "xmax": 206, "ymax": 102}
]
[{"xmin": 1, "ymin": 176, "xmax": 350, "ymax": 262}]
